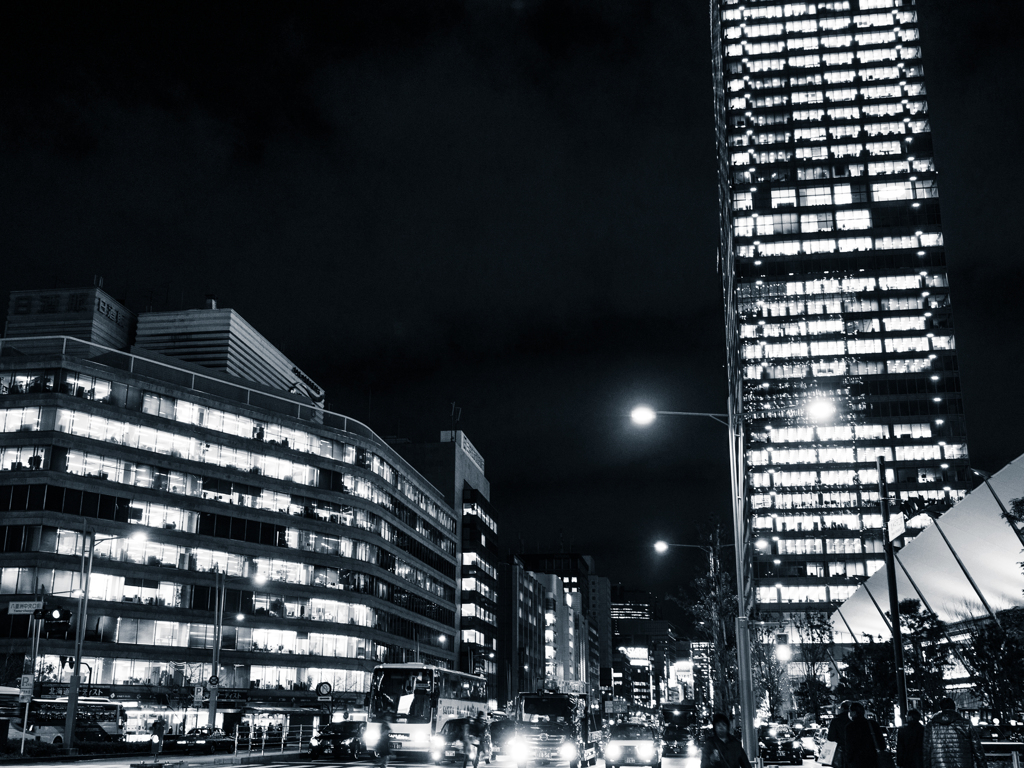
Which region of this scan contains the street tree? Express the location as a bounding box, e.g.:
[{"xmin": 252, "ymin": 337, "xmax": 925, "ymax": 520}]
[
  {"xmin": 750, "ymin": 623, "xmax": 790, "ymax": 721},
  {"xmin": 897, "ymin": 599, "xmax": 950, "ymax": 710},
  {"xmin": 835, "ymin": 637, "xmax": 896, "ymax": 718},
  {"xmin": 791, "ymin": 612, "xmax": 836, "ymax": 721}
]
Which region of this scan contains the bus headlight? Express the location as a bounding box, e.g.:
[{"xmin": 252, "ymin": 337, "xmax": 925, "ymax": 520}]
[
  {"xmin": 637, "ymin": 742, "xmax": 656, "ymax": 761},
  {"xmin": 559, "ymin": 743, "xmax": 578, "ymax": 761},
  {"xmin": 605, "ymin": 744, "xmax": 622, "ymax": 761}
]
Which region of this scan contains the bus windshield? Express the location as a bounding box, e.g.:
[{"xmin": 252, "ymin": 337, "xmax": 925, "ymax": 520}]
[
  {"xmin": 520, "ymin": 697, "xmax": 573, "ymax": 723},
  {"xmin": 370, "ymin": 668, "xmax": 434, "ymax": 724}
]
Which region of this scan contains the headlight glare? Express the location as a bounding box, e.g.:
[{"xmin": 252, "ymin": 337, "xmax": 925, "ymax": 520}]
[
  {"xmin": 431, "ymin": 736, "xmax": 446, "ymax": 749},
  {"xmin": 605, "ymin": 744, "xmax": 622, "ymax": 761},
  {"xmin": 510, "ymin": 738, "xmax": 529, "ymax": 763},
  {"xmin": 637, "ymin": 742, "xmax": 656, "ymax": 760},
  {"xmin": 559, "ymin": 742, "xmax": 578, "ymax": 761}
]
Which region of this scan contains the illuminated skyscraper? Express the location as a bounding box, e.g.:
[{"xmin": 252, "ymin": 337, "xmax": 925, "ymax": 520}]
[{"xmin": 712, "ymin": 0, "xmax": 971, "ymax": 630}]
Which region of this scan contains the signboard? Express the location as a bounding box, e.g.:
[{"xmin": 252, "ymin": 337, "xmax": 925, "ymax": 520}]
[
  {"xmin": 193, "ymin": 686, "xmax": 204, "ymax": 707},
  {"xmin": 19, "ymin": 674, "xmax": 34, "ymax": 702},
  {"xmin": 8, "ymin": 601, "xmax": 44, "ymax": 615},
  {"xmin": 208, "ymin": 675, "xmax": 220, "ymax": 688},
  {"xmin": 315, "ymin": 682, "xmax": 332, "ymax": 696},
  {"xmin": 317, "ymin": 696, "xmax": 332, "ymax": 702},
  {"xmin": 888, "ymin": 512, "xmax": 906, "ymax": 542}
]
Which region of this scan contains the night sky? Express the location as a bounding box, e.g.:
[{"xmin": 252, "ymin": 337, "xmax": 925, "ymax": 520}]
[{"xmin": 2, "ymin": 1, "xmax": 1022, "ymax": 625}]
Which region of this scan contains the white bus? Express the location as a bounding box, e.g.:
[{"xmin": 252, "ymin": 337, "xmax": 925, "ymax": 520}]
[{"xmin": 365, "ymin": 663, "xmax": 487, "ymax": 757}]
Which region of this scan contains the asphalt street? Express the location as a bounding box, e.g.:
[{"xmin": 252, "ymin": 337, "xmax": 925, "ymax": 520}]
[{"xmin": 19, "ymin": 754, "xmax": 825, "ymax": 768}]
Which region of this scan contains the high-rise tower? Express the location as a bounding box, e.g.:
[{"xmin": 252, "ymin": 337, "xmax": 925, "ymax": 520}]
[{"xmin": 711, "ymin": 0, "xmax": 971, "ymax": 631}]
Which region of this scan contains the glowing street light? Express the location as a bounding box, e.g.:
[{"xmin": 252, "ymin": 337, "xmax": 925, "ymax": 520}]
[
  {"xmin": 654, "ymin": 540, "xmax": 669, "ymax": 554},
  {"xmin": 807, "ymin": 399, "xmax": 836, "ymax": 421},
  {"xmin": 631, "ymin": 406, "xmax": 657, "ymax": 426}
]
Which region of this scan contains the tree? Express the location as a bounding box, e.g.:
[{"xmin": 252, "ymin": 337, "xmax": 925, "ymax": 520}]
[
  {"xmin": 835, "ymin": 637, "xmax": 896, "ymax": 719},
  {"xmin": 957, "ymin": 608, "xmax": 1024, "ymax": 720},
  {"xmin": 897, "ymin": 599, "xmax": 950, "ymax": 711},
  {"xmin": 792, "ymin": 612, "xmax": 836, "ymax": 721},
  {"xmin": 750, "ymin": 623, "xmax": 790, "ymax": 721},
  {"xmin": 676, "ymin": 528, "xmax": 739, "ymax": 718}
]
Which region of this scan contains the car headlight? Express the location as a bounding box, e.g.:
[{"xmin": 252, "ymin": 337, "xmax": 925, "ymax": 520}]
[
  {"xmin": 431, "ymin": 736, "xmax": 446, "ymax": 749},
  {"xmin": 432, "ymin": 751, "xmax": 443, "ymax": 761},
  {"xmin": 509, "ymin": 738, "xmax": 529, "ymax": 763},
  {"xmin": 637, "ymin": 742, "xmax": 656, "ymax": 761},
  {"xmin": 196, "ymin": 740, "xmax": 206, "ymax": 744},
  {"xmin": 310, "ymin": 736, "xmax": 320, "ymax": 747},
  {"xmin": 364, "ymin": 725, "xmax": 381, "ymax": 748},
  {"xmin": 559, "ymin": 743, "xmax": 578, "ymax": 761},
  {"xmin": 151, "ymin": 735, "xmax": 161, "ymax": 744},
  {"xmin": 605, "ymin": 744, "xmax": 622, "ymax": 761}
]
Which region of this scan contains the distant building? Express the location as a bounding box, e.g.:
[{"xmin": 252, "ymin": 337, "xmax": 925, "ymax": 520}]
[
  {"xmin": 5, "ymin": 285, "xmax": 135, "ymax": 351},
  {"xmin": 498, "ymin": 555, "xmax": 546, "ymax": 705},
  {"xmin": 134, "ymin": 300, "xmax": 324, "ymax": 406},
  {"xmin": 390, "ymin": 431, "xmax": 500, "ymax": 699},
  {"xmin": 588, "ymin": 575, "xmax": 613, "ymax": 700},
  {"xmin": 535, "ymin": 573, "xmax": 589, "ymax": 692},
  {"xmin": 519, "ymin": 553, "xmax": 606, "ymax": 705}
]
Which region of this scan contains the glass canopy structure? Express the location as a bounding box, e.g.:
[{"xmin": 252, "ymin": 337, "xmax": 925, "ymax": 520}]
[{"xmin": 711, "ymin": 0, "xmax": 971, "ymax": 634}]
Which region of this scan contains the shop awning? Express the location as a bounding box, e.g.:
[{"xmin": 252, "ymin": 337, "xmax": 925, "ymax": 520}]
[{"xmin": 830, "ymin": 452, "xmax": 1024, "ymax": 641}]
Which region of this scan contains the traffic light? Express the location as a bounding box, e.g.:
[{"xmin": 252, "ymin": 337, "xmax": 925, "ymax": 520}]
[{"xmin": 43, "ymin": 607, "xmax": 72, "ymax": 636}]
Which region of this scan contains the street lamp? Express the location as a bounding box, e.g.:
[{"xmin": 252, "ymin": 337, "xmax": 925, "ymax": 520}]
[
  {"xmin": 65, "ymin": 529, "xmax": 147, "ymax": 749},
  {"xmin": 633, "ymin": 406, "xmax": 757, "ymax": 758},
  {"xmin": 208, "ymin": 570, "xmax": 265, "ymax": 729}
]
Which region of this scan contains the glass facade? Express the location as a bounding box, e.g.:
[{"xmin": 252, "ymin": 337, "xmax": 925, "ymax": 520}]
[
  {"xmin": 0, "ymin": 342, "xmax": 458, "ymax": 732},
  {"xmin": 711, "ymin": 0, "xmax": 970, "ymax": 630}
]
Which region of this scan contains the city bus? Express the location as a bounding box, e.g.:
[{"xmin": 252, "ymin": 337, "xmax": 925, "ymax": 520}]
[
  {"xmin": 365, "ymin": 663, "xmax": 487, "ymax": 757},
  {"xmin": 6, "ymin": 695, "xmax": 124, "ymax": 744}
]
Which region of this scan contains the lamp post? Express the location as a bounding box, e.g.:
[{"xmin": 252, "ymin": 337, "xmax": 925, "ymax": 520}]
[
  {"xmin": 208, "ymin": 570, "xmax": 267, "ymax": 729},
  {"xmin": 64, "ymin": 529, "xmax": 147, "ymax": 750},
  {"xmin": 632, "ymin": 406, "xmax": 757, "ymax": 758}
]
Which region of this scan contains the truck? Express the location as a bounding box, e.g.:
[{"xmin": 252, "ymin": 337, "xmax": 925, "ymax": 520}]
[{"xmin": 507, "ymin": 687, "xmax": 600, "ymax": 768}]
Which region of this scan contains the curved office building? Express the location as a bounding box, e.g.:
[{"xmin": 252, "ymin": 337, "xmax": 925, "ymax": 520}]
[{"xmin": 0, "ymin": 294, "xmax": 458, "ymax": 736}]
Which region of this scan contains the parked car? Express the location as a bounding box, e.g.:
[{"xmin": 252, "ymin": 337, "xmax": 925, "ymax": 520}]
[
  {"xmin": 603, "ymin": 723, "xmax": 663, "ymax": 768},
  {"xmin": 431, "ymin": 718, "xmax": 492, "ymax": 765},
  {"xmin": 758, "ymin": 726, "xmax": 803, "ymax": 765},
  {"xmin": 183, "ymin": 726, "xmax": 235, "ymax": 754},
  {"xmin": 309, "ymin": 721, "xmax": 368, "ymax": 760}
]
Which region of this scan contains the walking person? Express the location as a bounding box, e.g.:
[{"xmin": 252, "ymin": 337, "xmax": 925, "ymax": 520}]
[
  {"xmin": 377, "ymin": 720, "xmax": 393, "ymax": 768},
  {"xmin": 464, "ymin": 712, "xmax": 488, "ymax": 768},
  {"xmin": 845, "ymin": 702, "xmax": 879, "ymax": 768},
  {"xmin": 897, "ymin": 710, "xmax": 926, "ymax": 768},
  {"xmin": 700, "ymin": 713, "xmax": 753, "ymax": 768},
  {"xmin": 924, "ymin": 698, "xmax": 986, "ymax": 768},
  {"xmin": 827, "ymin": 701, "xmax": 853, "ymax": 768}
]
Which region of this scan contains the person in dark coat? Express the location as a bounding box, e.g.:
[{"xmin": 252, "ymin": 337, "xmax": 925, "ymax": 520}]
[
  {"xmin": 923, "ymin": 698, "xmax": 986, "ymax": 768},
  {"xmin": 897, "ymin": 710, "xmax": 926, "ymax": 768},
  {"xmin": 827, "ymin": 701, "xmax": 852, "ymax": 768},
  {"xmin": 376, "ymin": 720, "xmax": 392, "ymax": 768},
  {"xmin": 700, "ymin": 713, "xmax": 753, "ymax": 768},
  {"xmin": 845, "ymin": 702, "xmax": 880, "ymax": 768}
]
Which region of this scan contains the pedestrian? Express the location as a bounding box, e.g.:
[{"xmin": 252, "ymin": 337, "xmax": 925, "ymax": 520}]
[
  {"xmin": 845, "ymin": 702, "xmax": 879, "ymax": 768},
  {"xmin": 898, "ymin": 710, "xmax": 925, "ymax": 768},
  {"xmin": 464, "ymin": 712, "xmax": 488, "ymax": 768},
  {"xmin": 150, "ymin": 716, "xmax": 167, "ymax": 762},
  {"xmin": 827, "ymin": 701, "xmax": 853, "ymax": 768},
  {"xmin": 377, "ymin": 720, "xmax": 392, "ymax": 768},
  {"xmin": 923, "ymin": 698, "xmax": 986, "ymax": 768},
  {"xmin": 700, "ymin": 713, "xmax": 753, "ymax": 768}
]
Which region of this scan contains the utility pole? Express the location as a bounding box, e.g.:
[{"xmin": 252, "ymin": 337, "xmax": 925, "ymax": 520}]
[
  {"xmin": 65, "ymin": 529, "xmax": 95, "ymax": 750},
  {"xmin": 876, "ymin": 456, "xmax": 909, "ymax": 720},
  {"xmin": 208, "ymin": 570, "xmax": 224, "ymax": 728}
]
